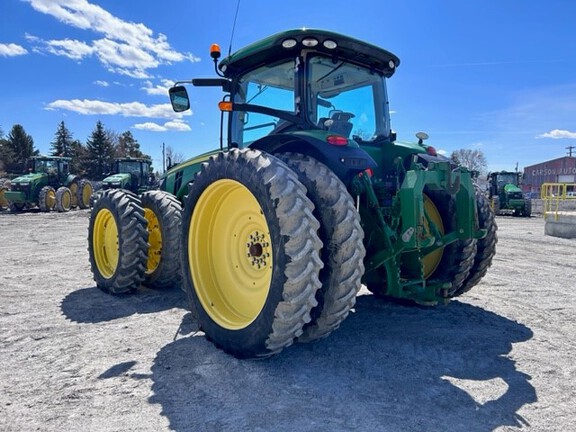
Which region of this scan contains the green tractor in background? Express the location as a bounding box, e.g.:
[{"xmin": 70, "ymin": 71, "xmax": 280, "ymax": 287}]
[
  {"xmin": 488, "ymin": 171, "xmax": 531, "ymax": 217},
  {"xmin": 4, "ymin": 156, "xmax": 92, "ymax": 212},
  {"xmin": 90, "ymin": 157, "xmax": 156, "ymax": 206},
  {"xmin": 88, "ymin": 29, "xmax": 497, "ymax": 359},
  {"xmin": 99, "ymin": 157, "xmax": 155, "ymax": 194}
]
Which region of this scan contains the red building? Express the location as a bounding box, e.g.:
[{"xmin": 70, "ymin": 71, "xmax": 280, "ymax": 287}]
[{"xmin": 523, "ymin": 156, "xmax": 576, "ymax": 195}]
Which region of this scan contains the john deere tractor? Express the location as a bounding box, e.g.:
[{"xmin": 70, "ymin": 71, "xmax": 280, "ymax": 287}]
[
  {"xmin": 88, "ymin": 29, "xmax": 497, "ymax": 359},
  {"xmin": 488, "ymin": 171, "xmax": 531, "ymax": 217},
  {"xmin": 90, "ymin": 157, "xmax": 155, "ymax": 206},
  {"xmin": 4, "ymin": 156, "xmax": 92, "ymax": 212},
  {"xmin": 100, "ymin": 157, "xmax": 154, "ymax": 193}
]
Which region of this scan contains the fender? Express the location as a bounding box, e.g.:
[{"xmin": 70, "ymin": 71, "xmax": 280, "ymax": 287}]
[{"xmin": 249, "ymin": 130, "xmax": 377, "ymax": 184}]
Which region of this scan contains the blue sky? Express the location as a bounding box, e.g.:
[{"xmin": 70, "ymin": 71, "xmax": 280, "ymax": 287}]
[{"xmin": 1, "ymin": 0, "xmax": 575, "ymax": 173}]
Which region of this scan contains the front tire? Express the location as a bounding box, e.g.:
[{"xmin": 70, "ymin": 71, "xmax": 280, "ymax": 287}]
[
  {"xmin": 38, "ymin": 186, "xmax": 56, "ymax": 212},
  {"xmin": 182, "ymin": 149, "xmax": 323, "ymax": 358},
  {"xmin": 88, "ymin": 189, "xmax": 148, "ymax": 294},
  {"xmin": 141, "ymin": 190, "xmax": 182, "ymax": 289},
  {"xmin": 77, "ymin": 179, "xmax": 93, "ymax": 209},
  {"xmin": 56, "ymin": 187, "xmax": 72, "ymax": 212},
  {"xmin": 278, "ymin": 153, "xmax": 365, "ymax": 343}
]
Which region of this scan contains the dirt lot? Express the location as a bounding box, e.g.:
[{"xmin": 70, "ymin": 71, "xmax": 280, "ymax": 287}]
[{"xmin": 1, "ymin": 210, "xmax": 575, "ymax": 431}]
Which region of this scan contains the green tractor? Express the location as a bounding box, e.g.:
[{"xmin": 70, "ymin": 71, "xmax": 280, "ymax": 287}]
[
  {"xmin": 90, "ymin": 157, "xmax": 155, "ymax": 206},
  {"xmin": 4, "ymin": 156, "xmax": 92, "ymax": 212},
  {"xmin": 100, "ymin": 157, "xmax": 154, "ymax": 193},
  {"xmin": 488, "ymin": 171, "xmax": 531, "ymax": 217},
  {"xmin": 88, "ymin": 29, "xmax": 497, "ymax": 359}
]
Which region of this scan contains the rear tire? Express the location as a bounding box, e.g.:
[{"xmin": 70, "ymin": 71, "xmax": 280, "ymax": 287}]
[
  {"xmin": 56, "ymin": 187, "xmax": 72, "ymax": 212},
  {"xmin": 278, "ymin": 153, "xmax": 365, "ymax": 343},
  {"xmin": 182, "ymin": 149, "xmax": 323, "ymax": 358},
  {"xmin": 141, "ymin": 190, "xmax": 182, "ymax": 289},
  {"xmin": 450, "ymin": 190, "xmax": 497, "ymax": 297},
  {"xmin": 88, "ymin": 189, "xmax": 148, "ymax": 294},
  {"xmin": 38, "ymin": 186, "xmax": 56, "ymax": 212}
]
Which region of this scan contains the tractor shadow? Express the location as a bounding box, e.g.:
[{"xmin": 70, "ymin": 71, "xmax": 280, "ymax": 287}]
[
  {"xmin": 148, "ymin": 295, "xmax": 535, "ymax": 432},
  {"xmin": 60, "ymin": 285, "xmax": 187, "ymax": 323}
]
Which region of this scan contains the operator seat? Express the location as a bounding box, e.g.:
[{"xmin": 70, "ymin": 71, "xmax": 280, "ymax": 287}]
[{"xmin": 324, "ymin": 111, "xmax": 355, "ymax": 137}]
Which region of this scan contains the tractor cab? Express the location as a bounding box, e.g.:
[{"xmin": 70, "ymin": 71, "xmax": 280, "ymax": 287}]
[
  {"xmin": 170, "ymin": 29, "xmax": 401, "ymax": 180},
  {"xmin": 32, "ymin": 156, "xmax": 71, "ymax": 185}
]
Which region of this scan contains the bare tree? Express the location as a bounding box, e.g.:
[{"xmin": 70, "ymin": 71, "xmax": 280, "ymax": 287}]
[
  {"xmin": 165, "ymin": 145, "xmax": 185, "ymax": 170},
  {"xmin": 451, "ymin": 148, "xmax": 488, "ymax": 173}
]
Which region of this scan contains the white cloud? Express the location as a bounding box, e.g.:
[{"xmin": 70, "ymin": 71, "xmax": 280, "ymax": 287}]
[
  {"xmin": 537, "ymin": 129, "xmax": 576, "ymax": 139},
  {"xmin": 133, "ymin": 118, "xmax": 191, "ymax": 132},
  {"xmin": 45, "ymin": 98, "xmax": 189, "ymax": 119},
  {"xmin": 45, "ymin": 38, "xmax": 94, "ymax": 60},
  {"xmin": 94, "ymin": 80, "xmax": 109, "ymax": 87},
  {"xmin": 24, "ymin": 0, "xmax": 200, "ymax": 77},
  {"xmin": 141, "ymin": 79, "xmax": 174, "ymax": 96},
  {"xmin": 0, "ymin": 43, "xmax": 28, "ymax": 57}
]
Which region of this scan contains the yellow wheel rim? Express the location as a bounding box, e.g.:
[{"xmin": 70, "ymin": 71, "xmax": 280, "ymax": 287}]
[
  {"xmin": 189, "ymin": 179, "xmax": 273, "ymax": 330},
  {"xmin": 81, "ymin": 183, "xmax": 93, "ymax": 206},
  {"xmin": 422, "ymin": 194, "xmax": 445, "ymax": 278},
  {"xmin": 69, "ymin": 183, "xmax": 78, "ymax": 207},
  {"xmin": 47, "ymin": 190, "xmax": 56, "ymax": 209},
  {"xmin": 62, "ymin": 190, "xmax": 71, "ymax": 209},
  {"xmin": 144, "ymin": 208, "xmax": 162, "ymax": 275},
  {"xmin": 0, "ymin": 188, "xmax": 7, "ymax": 208},
  {"xmin": 93, "ymin": 208, "xmax": 119, "ymax": 279}
]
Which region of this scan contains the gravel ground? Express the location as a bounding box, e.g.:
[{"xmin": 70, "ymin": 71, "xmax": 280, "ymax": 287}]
[{"xmin": 0, "ymin": 210, "xmax": 574, "ymax": 431}]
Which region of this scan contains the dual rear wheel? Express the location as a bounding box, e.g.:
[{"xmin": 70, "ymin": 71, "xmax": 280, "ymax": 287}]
[
  {"xmin": 88, "ymin": 189, "xmax": 182, "ymax": 294},
  {"xmin": 181, "ymin": 149, "xmax": 365, "ymax": 358}
]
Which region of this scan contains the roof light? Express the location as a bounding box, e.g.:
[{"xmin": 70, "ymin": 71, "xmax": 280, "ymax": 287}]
[
  {"xmin": 327, "ymin": 135, "xmax": 348, "ymax": 146},
  {"xmin": 282, "ymin": 38, "xmax": 297, "ymax": 48},
  {"xmin": 302, "ymin": 37, "xmax": 319, "ymax": 47},
  {"xmin": 323, "ymin": 40, "xmax": 338, "ymax": 49},
  {"xmin": 426, "ymin": 146, "xmax": 438, "ymax": 156},
  {"xmin": 388, "ymin": 60, "xmax": 396, "ymax": 69},
  {"xmin": 210, "ymin": 44, "xmax": 221, "ymax": 60}
]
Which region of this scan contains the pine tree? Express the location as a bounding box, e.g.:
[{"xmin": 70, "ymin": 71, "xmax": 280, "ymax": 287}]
[
  {"xmin": 86, "ymin": 121, "xmax": 115, "ymax": 179},
  {"xmin": 117, "ymin": 130, "xmax": 145, "ymax": 158},
  {"xmin": 0, "ymin": 127, "xmax": 11, "ymax": 175},
  {"xmin": 5, "ymin": 124, "xmax": 38, "ymax": 173},
  {"xmin": 50, "ymin": 121, "xmax": 74, "ymax": 157}
]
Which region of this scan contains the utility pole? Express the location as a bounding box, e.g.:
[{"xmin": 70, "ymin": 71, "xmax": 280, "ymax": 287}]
[{"xmin": 567, "ymin": 145, "xmax": 575, "ymax": 157}]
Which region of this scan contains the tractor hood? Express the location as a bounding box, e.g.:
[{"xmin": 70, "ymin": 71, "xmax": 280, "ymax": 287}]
[
  {"xmin": 11, "ymin": 172, "xmax": 46, "ymax": 184},
  {"xmin": 103, "ymin": 173, "xmax": 130, "ymax": 186},
  {"xmin": 503, "ymin": 183, "xmax": 522, "ymax": 193}
]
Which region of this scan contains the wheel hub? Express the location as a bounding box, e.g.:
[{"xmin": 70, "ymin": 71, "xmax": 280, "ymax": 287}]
[{"xmin": 246, "ymin": 231, "xmax": 270, "ymax": 270}]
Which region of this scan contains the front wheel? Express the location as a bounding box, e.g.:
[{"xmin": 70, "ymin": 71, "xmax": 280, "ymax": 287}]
[
  {"xmin": 77, "ymin": 179, "xmax": 93, "ymax": 209},
  {"xmin": 88, "ymin": 189, "xmax": 148, "ymax": 294},
  {"xmin": 56, "ymin": 187, "xmax": 72, "ymax": 212},
  {"xmin": 38, "ymin": 186, "xmax": 56, "ymax": 212},
  {"xmin": 182, "ymin": 149, "xmax": 323, "ymax": 358}
]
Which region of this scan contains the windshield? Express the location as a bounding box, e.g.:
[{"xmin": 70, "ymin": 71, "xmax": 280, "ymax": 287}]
[
  {"xmin": 497, "ymin": 173, "xmax": 518, "ymax": 186},
  {"xmin": 117, "ymin": 161, "xmax": 144, "ymax": 175},
  {"xmin": 230, "ymin": 59, "xmax": 295, "ymax": 146},
  {"xmin": 34, "ymin": 159, "xmax": 59, "ymax": 174},
  {"xmin": 308, "ymin": 56, "xmax": 389, "ymax": 141}
]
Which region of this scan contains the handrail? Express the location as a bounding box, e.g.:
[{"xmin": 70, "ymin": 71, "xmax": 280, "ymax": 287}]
[{"xmin": 541, "ymin": 183, "xmax": 576, "ymax": 220}]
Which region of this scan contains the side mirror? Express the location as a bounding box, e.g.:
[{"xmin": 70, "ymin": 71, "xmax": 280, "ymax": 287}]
[{"xmin": 169, "ymin": 86, "xmax": 191, "ymax": 112}]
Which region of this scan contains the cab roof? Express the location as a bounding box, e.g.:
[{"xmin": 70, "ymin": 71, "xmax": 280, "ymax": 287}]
[{"xmin": 219, "ymin": 29, "xmax": 400, "ymax": 78}]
